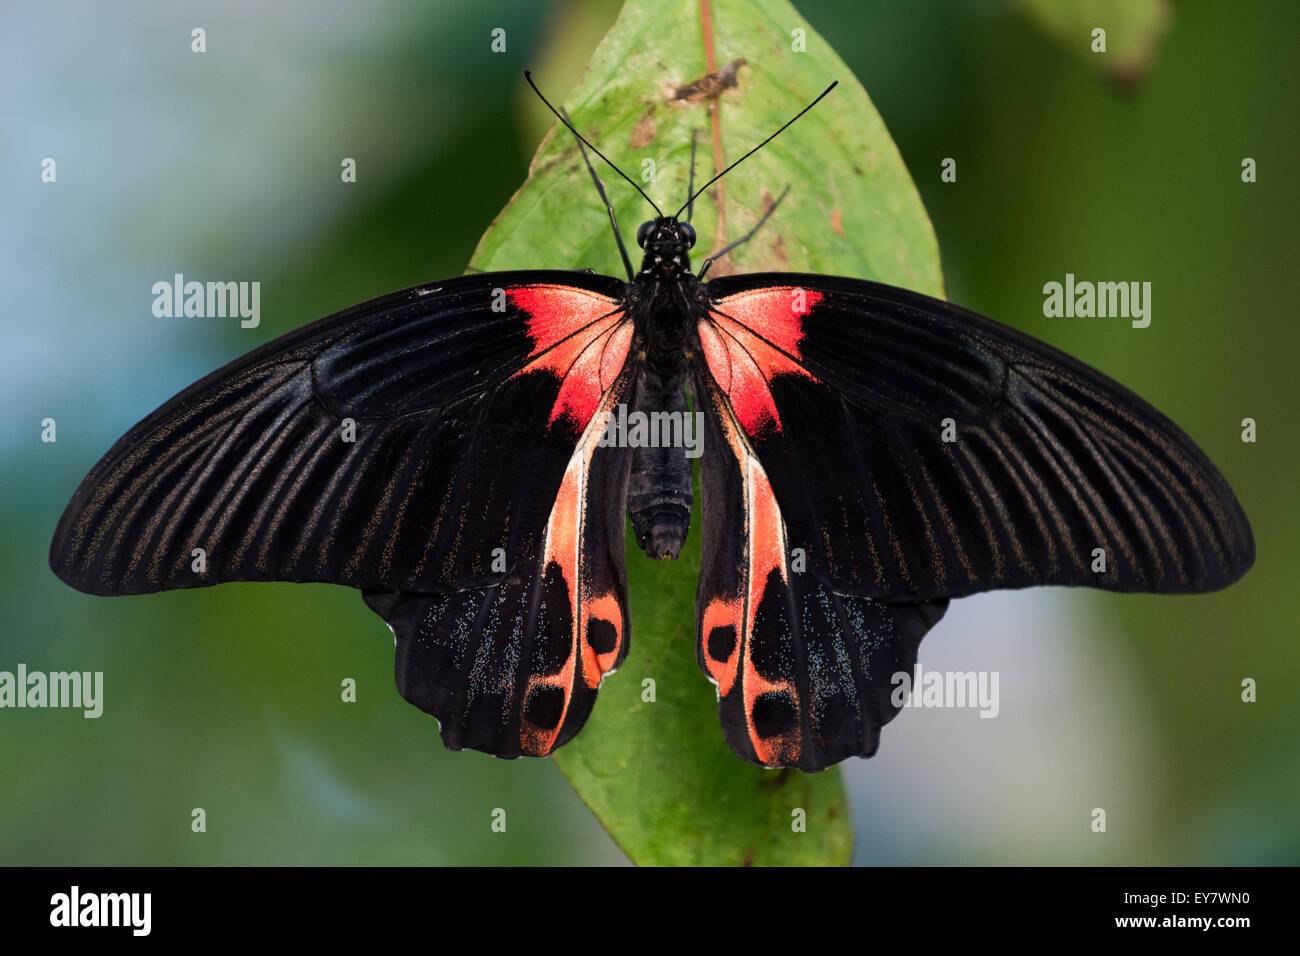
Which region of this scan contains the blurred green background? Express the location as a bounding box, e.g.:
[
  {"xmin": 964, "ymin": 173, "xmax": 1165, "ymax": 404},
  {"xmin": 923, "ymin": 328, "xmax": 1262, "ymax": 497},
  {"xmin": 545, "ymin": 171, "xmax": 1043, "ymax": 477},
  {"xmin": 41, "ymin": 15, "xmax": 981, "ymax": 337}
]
[{"xmin": 2, "ymin": 0, "xmax": 1295, "ymax": 865}]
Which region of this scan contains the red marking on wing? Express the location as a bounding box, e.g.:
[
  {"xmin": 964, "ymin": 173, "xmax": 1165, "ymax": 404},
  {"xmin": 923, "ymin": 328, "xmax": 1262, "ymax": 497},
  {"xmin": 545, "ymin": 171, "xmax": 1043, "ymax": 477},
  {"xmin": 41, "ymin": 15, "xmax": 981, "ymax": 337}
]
[
  {"xmin": 520, "ymin": 664, "xmax": 577, "ymax": 758},
  {"xmin": 742, "ymin": 655, "xmax": 799, "ymax": 767},
  {"xmin": 745, "ymin": 455, "xmax": 786, "ymax": 609},
  {"xmin": 701, "ymin": 597, "xmax": 741, "ymax": 696},
  {"xmin": 716, "ymin": 287, "xmax": 821, "ymax": 351},
  {"xmin": 700, "ymin": 406, "xmax": 803, "ymax": 766},
  {"xmin": 702, "ymin": 287, "xmax": 822, "ymax": 435},
  {"xmin": 507, "ymin": 286, "xmax": 630, "ymax": 427},
  {"xmin": 549, "ymin": 321, "xmax": 629, "ymax": 427},
  {"xmin": 581, "ymin": 592, "xmax": 623, "ymax": 689},
  {"xmin": 521, "ymin": 433, "xmax": 586, "ymax": 756},
  {"xmin": 741, "ymin": 456, "xmax": 801, "ymax": 767},
  {"xmin": 544, "ymin": 456, "xmax": 582, "ymax": 582},
  {"xmin": 521, "ymin": 393, "xmax": 623, "ymax": 755},
  {"xmin": 508, "ymin": 286, "xmax": 619, "ymax": 351}
]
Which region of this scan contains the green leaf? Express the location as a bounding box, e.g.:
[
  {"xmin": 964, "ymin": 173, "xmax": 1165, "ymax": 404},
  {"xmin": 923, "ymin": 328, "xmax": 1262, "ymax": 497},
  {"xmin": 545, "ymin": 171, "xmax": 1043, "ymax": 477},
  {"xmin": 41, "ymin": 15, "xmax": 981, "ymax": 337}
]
[
  {"xmin": 1012, "ymin": 0, "xmax": 1171, "ymax": 83},
  {"xmin": 470, "ymin": 0, "xmax": 941, "ymax": 866}
]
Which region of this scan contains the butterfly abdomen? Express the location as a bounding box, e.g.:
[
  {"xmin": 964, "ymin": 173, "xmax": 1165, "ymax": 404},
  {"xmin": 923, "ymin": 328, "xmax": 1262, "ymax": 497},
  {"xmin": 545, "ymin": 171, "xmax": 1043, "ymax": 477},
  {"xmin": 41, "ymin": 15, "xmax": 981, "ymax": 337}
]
[{"xmin": 626, "ymin": 364, "xmax": 693, "ymax": 560}]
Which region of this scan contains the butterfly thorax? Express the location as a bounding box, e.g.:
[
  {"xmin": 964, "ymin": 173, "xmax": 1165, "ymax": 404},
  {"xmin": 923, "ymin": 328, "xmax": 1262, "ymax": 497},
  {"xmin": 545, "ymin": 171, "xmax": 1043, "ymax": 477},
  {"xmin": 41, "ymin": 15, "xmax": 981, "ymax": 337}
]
[{"xmin": 629, "ymin": 217, "xmax": 705, "ymax": 377}]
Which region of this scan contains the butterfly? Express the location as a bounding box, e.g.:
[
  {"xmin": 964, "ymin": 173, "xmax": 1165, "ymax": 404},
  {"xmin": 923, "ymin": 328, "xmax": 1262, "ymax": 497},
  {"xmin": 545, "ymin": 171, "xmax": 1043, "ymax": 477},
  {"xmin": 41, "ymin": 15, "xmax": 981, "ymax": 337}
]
[{"xmin": 49, "ymin": 75, "xmax": 1254, "ymax": 772}]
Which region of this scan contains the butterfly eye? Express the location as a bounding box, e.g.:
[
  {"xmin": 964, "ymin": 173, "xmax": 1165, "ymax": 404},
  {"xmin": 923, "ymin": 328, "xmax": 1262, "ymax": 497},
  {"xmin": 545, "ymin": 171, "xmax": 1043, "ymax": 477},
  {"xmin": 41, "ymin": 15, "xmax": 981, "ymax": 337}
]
[
  {"xmin": 679, "ymin": 223, "xmax": 696, "ymax": 248},
  {"xmin": 636, "ymin": 221, "xmax": 655, "ymax": 248}
]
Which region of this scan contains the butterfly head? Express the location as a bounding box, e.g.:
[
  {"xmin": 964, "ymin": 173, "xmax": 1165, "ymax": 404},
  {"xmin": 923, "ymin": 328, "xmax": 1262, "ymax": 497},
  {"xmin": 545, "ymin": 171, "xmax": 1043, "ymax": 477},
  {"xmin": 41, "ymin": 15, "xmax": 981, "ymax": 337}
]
[{"xmin": 635, "ymin": 217, "xmax": 695, "ymax": 277}]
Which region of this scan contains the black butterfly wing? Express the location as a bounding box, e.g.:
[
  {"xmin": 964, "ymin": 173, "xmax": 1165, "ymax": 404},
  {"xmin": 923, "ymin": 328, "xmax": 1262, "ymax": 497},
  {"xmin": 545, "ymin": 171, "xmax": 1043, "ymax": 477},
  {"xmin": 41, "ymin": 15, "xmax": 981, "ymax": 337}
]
[
  {"xmin": 51, "ymin": 272, "xmax": 631, "ymax": 597},
  {"xmin": 364, "ymin": 369, "xmax": 636, "ymax": 758},
  {"xmin": 690, "ymin": 361, "xmax": 948, "ymax": 771},
  {"xmin": 699, "ymin": 273, "xmax": 1254, "ymax": 604},
  {"xmin": 51, "ymin": 271, "xmax": 640, "ymax": 760}
]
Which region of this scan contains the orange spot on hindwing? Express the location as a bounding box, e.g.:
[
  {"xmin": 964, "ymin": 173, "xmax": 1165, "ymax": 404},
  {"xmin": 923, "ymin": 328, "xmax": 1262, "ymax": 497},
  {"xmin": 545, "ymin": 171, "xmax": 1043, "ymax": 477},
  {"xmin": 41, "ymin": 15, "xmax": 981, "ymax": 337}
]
[
  {"xmin": 519, "ymin": 395, "xmax": 625, "ymax": 756},
  {"xmin": 740, "ymin": 455, "xmax": 801, "ymax": 767},
  {"xmin": 702, "ymin": 597, "xmax": 741, "ymax": 696},
  {"xmin": 582, "ymin": 592, "xmax": 623, "ymax": 688},
  {"xmin": 700, "ymin": 405, "xmax": 803, "ymax": 767}
]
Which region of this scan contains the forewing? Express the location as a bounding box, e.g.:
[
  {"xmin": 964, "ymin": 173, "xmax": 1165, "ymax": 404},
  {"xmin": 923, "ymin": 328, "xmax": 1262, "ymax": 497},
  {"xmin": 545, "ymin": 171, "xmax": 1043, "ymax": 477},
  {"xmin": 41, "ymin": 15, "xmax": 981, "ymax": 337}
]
[
  {"xmin": 691, "ymin": 366, "xmax": 947, "ymax": 772},
  {"xmin": 700, "ymin": 273, "xmax": 1254, "ymax": 602},
  {"xmin": 51, "ymin": 272, "xmax": 632, "ymax": 597}
]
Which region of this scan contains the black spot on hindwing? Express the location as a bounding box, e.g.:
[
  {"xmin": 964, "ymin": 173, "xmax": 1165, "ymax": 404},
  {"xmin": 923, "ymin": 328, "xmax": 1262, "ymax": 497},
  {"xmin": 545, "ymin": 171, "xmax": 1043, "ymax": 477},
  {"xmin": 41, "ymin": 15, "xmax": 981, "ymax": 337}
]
[
  {"xmin": 524, "ymin": 685, "xmax": 566, "ymax": 730},
  {"xmin": 708, "ymin": 625, "xmax": 736, "ymax": 662},
  {"xmin": 587, "ymin": 617, "xmax": 618, "ymax": 655},
  {"xmin": 752, "ymin": 691, "xmax": 798, "ymax": 739}
]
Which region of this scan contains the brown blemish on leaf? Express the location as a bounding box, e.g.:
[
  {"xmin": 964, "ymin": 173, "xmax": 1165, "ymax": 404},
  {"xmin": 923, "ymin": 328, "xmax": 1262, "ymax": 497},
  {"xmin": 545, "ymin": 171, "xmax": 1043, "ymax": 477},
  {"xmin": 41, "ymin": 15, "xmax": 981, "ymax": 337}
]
[
  {"xmin": 742, "ymin": 846, "xmax": 755, "ymax": 867},
  {"xmin": 759, "ymin": 767, "xmax": 794, "ymax": 790},
  {"xmin": 674, "ymin": 57, "xmax": 747, "ymax": 102},
  {"xmin": 1111, "ymin": 64, "xmax": 1149, "ymax": 95},
  {"xmin": 687, "ymin": 8, "xmax": 741, "ymax": 280},
  {"xmin": 706, "ymin": 257, "xmax": 737, "ymax": 277},
  {"xmin": 771, "ymin": 235, "xmax": 788, "ymax": 268},
  {"xmin": 830, "ymin": 207, "xmax": 844, "ymax": 236},
  {"xmin": 630, "ymin": 111, "xmax": 656, "ymax": 149},
  {"xmin": 756, "ymin": 187, "xmax": 789, "ymax": 267}
]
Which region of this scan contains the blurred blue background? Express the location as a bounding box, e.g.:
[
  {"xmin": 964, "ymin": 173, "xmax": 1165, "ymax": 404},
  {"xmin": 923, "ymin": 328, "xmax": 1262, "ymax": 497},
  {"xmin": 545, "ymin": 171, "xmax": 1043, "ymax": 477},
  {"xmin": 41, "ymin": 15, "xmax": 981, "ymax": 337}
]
[{"xmin": 2, "ymin": 0, "xmax": 1295, "ymax": 864}]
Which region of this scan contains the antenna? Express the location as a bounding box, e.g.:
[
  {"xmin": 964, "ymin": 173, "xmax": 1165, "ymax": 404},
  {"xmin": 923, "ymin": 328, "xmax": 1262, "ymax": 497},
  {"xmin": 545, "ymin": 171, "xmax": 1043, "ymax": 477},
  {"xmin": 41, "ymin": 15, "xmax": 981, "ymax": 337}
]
[
  {"xmin": 524, "ymin": 71, "xmax": 663, "ymax": 217},
  {"xmin": 673, "ymin": 81, "xmax": 838, "ymax": 219},
  {"xmin": 685, "ymin": 128, "xmax": 699, "ymax": 223}
]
